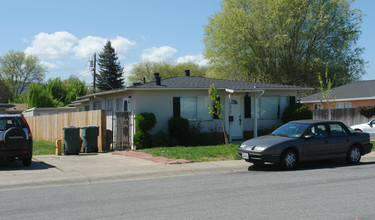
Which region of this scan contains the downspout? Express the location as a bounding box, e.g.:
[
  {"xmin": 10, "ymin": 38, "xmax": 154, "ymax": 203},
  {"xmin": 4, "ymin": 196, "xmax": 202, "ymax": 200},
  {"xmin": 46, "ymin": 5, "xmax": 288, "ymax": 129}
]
[{"xmin": 254, "ymin": 90, "xmax": 265, "ymax": 138}]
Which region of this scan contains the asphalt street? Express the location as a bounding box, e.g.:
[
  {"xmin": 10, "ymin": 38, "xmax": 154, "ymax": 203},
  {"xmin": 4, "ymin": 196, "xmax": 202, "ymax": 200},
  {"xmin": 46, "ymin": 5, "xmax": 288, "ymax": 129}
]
[{"xmin": 1, "ymin": 159, "xmax": 375, "ymax": 219}]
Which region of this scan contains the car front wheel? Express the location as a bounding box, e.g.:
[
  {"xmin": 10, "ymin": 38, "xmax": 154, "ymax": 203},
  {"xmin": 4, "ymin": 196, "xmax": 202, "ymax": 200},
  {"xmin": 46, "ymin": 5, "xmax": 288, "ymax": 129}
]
[
  {"xmin": 281, "ymin": 149, "xmax": 297, "ymax": 170},
  {"xmin": 347, "ymin": 146, "xmax": 361, "ymax": 164}
]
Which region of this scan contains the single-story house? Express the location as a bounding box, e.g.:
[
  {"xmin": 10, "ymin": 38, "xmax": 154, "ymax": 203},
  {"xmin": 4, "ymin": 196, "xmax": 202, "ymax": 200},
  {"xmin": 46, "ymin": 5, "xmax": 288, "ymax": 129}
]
[
  {"xmin": 71, "ymin": 71, "xmax": 311, "ymax": 144},
  {"xmin": 0, "ymin": 103, "xmax": 15, "ymax": 114},
  {"xmin": 301, "ymin": 80, "xmax": 375, "ymax": 110},
  {"xmin": 23, "ymin": 107, "xmax": 78, "ymax": 116}
]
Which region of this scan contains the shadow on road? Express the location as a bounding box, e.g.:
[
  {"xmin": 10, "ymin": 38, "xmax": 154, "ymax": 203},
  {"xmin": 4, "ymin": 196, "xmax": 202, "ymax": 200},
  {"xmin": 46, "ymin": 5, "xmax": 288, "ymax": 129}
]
[
  {"xmin": 0, "ymin": 160, "xmax": 54, "ymax": 171},
  {"xmin": 247, "ymin": 159, "xmax": 375, "ymax": 172}
]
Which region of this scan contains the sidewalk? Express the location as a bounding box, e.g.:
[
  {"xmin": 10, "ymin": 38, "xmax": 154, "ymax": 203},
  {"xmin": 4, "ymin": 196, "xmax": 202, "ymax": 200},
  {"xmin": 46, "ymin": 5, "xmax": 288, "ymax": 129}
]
[
  {"xmin": 0, "ymin": 152, "xmax": 248, "ymax": 191},
  {"xmin": 1, "ymin": 151, "xmax": 375, "ymax": 191}
]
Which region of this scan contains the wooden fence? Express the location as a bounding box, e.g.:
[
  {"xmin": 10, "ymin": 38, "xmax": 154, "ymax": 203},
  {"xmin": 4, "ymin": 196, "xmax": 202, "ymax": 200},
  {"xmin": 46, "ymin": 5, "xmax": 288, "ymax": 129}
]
[
  {"xmin": 313, "ymin": 108, "xmax": 370, "ymax": 126},
  {"xmin": 24, "ymin": 110, "xmax": 107, "ymax": 152}
]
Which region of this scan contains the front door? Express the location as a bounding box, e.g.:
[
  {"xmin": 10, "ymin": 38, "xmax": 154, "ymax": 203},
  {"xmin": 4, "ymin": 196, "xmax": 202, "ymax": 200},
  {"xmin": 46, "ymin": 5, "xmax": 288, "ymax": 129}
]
[{"xmin": 229, "ymin": 96, "xmax": 243, "ymax": 140}]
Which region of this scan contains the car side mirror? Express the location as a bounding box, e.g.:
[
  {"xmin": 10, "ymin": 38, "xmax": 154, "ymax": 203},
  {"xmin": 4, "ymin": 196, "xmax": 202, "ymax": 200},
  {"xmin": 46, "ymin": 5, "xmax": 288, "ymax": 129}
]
[{"xmin": 304, "ymin": 134, "xmax": 314, "ymax": 139}]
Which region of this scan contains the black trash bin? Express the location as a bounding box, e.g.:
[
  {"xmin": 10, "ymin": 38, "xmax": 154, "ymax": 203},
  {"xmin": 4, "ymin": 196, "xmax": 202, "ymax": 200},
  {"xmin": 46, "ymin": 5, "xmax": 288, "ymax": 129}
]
[
  {"xmin": 81, "ymin": 126, "xmax": 99, "ymax": 153},
  {"xmin": 63, "ymin": 126, "xmax": 80, "ymax": 155}
]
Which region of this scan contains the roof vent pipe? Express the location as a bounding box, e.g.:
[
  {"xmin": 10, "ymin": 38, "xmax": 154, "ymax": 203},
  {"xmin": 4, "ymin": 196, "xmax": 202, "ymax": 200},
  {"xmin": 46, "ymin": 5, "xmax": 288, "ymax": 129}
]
[
  {"xmin": 154, "ymin": 73, "xmax": 161, "ymax": 86},
  {"xmin": 185, "ymin": 70, "xmax": 190, "ymax": 77},
  {"xmin": 155, "ymin": 76, "xmax": 161, "ymax": 86}
]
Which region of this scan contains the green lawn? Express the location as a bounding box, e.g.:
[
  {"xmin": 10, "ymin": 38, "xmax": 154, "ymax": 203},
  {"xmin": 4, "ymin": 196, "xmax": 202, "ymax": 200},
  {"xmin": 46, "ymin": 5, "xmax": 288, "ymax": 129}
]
[
  {"xmin": 137, "ymin": 144, "xmax": 241, "ymax": 162},
  {"xmin": 33, "ymin": 139, "xmax": 56, "ymax": 155}
]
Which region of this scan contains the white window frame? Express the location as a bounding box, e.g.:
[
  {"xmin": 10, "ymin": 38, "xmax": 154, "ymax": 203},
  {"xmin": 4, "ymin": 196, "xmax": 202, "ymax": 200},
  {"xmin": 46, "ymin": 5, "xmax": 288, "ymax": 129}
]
[
  {"xmin": 180, "ymin": 96, "xmax": 211, "ymax": 120},
  {"xmin": 314, "ymin": 104, "xmax": 322, "ymax": 110},
  {"xmin": 336, "ymin": 102, "xmax": 351, "ymax": 109}
]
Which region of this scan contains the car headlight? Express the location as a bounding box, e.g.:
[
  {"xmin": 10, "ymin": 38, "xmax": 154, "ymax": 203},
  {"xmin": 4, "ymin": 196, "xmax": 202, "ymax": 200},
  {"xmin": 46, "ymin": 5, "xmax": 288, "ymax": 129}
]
[
  {"xmin": 253, "ymin": 146, "xmax": 267, "ymax": 151},
  {"xmin": 239, "ymin": 144, "xmax": 247, "ymax": 149}
]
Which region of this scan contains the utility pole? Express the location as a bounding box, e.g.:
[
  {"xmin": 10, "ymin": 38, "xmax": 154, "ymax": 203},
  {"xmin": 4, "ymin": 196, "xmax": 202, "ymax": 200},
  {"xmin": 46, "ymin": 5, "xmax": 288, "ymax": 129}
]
[{"xmin": 93, "ymin": 53, "xmax": 96, "ymax": 93}]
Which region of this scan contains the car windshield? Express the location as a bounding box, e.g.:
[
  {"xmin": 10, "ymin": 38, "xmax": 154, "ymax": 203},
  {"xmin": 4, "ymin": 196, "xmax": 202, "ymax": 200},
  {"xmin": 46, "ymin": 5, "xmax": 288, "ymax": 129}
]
[{"xmin": 272, "ymin": 122, "xmax": 310, "ymax": 138}]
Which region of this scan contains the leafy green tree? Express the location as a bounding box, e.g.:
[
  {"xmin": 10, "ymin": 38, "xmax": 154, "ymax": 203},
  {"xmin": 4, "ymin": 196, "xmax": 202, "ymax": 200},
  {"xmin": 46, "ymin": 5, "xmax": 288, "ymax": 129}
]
[
  {"xmin": 63, "ymin": 76, "xmax": 87, "ymax": 105},
  {"xmin": 27, "ymin": 83, "xmax": 54, "ymax": 108},
  {"xmin": 128, "ymin": 61, "xmax": 208, "ymax": 84},
  {"xmin": 47, "ymin": 78, "xmax": 65, "ymax": 107},
  {"xmin": 0, "ymin": 79, "xmax": 12, "ymax": 103},
  {"xmin": 0, "ymin": 50, "xmax": 46, "ymax": 99},
  {"xmin": 203, "ymin": 0, "xmax": 365, "ymax": 88},
  {"xmin": 317, "ymin": 67, "xmax": 336, "ymax": 120},
  {"xmin": 207, "ymin": 83, "xmax": 229, "ymax": 147},
  {"xmin": 26, "ymin": 76, "xmax": 87, "ymax": 108},
  {"xmin": 97, "ymin": 40, "xmax": 124, "ymax": 91}
]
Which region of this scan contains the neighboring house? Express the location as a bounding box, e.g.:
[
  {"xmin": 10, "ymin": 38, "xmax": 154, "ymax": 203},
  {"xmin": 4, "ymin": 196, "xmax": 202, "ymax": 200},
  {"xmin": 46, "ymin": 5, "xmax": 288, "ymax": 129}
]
[
  {"xmin": 71, "ymin": 71, "xmax": 311, "ymax": 142},
  {"xmin": 301, "ymin": 80, "xmax": 375, "ymax": 110},
  {"xmin": 0, "ymin": 103, "xmax": 15, "ymax": 114},
  {"xmin": 6, "ymin": 103, "xmax": 28, "ymax": 114},
  {"xmin": 23, "ymin": 107, "xmax": 78, "ymax": 116}
]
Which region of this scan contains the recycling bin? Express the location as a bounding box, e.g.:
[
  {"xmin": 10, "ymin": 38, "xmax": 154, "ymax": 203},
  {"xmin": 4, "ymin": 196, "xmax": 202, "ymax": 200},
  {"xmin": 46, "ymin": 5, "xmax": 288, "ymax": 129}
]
[
  {"xmin": 81, "ymin": 126, "xmax": 99, "ymax": 153},
  {"xmin": 63, "ymin": 126, "xmax": 80, "ymax": 155}
]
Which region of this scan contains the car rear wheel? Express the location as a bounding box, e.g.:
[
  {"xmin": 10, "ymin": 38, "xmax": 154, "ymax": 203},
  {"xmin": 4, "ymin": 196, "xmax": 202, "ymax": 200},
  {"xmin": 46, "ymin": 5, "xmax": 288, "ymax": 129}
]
[
  {"xmin": 281, "ymin": 149, "xmax": 297, "ymax": 169},
  {"xmin": 22, "ymin": 157, "xmax": 32, "ymax": 166},
  {"xmin": 347, "ymin": 146, "xmax": 361, "ymax": 164}
]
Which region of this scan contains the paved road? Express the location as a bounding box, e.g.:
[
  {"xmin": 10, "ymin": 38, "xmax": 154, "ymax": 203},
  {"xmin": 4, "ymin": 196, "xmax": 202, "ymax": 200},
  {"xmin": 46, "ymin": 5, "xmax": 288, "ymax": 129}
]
[{"xmin": 1, "ymin": 159, "xmax": 375, "ymax": 219}]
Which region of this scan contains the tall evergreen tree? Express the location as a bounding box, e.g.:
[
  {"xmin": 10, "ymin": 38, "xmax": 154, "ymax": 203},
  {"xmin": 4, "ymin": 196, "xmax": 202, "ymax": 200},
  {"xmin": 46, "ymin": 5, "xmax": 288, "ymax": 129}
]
[{"xmin": 97, "ymin": 40, "xmax": 124, "ymax": 91}]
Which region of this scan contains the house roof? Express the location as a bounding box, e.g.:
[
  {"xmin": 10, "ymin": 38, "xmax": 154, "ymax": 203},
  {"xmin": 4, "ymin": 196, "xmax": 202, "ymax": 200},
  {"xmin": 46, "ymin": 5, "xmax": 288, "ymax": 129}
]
[
  {"xmin": 128, "ymin": 76, "xmax": 307, "ymax": 90},
  {"xmin": 301, "ymin": 80, "xmax": 375, "ymax": 103},
  {"xmin": 6, "ymin": 103, "xmax": 28, "ymax": 114},
  {"xmin": 77, "ymin": 76, "xmax": 311, "ymax": 101}
]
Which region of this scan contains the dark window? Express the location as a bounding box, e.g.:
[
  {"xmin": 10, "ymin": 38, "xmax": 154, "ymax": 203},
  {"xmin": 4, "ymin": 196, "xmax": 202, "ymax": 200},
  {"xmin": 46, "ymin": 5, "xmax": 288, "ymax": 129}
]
[
  {"xmin": 329, "ymin": 123, "xmax": 348, "ymax": 137},
  {"xmin": 289, "ymin": 96, "xmax": 296, "ymax": 105},
  {"xmin": 124, "ymin": 100, "xmax": 128, "ymax": 112},
  {"xmin": 173, "ymin": 97, "xmax": 180, "ymax": 117},
  {"xmin": 244, "ymin": 96, "xmax": 251, "ymax": 118}
]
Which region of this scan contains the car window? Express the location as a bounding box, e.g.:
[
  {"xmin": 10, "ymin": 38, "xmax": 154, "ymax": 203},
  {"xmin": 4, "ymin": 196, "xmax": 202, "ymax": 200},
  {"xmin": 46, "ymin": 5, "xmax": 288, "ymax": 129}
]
[
  {"xmin": 306, "ymin": 124, "xmax": 328, "ymax": 138},
  {"xmin": 272, "ymin": 122, "xmax": 310, "ymax": 137},
  {"xmin": 329, "ymin": 123, "xmax": 348, "ymax": 137},
  {"xmin": 0, "ymin": 117, "xmax": 24, "ymax": 131}
]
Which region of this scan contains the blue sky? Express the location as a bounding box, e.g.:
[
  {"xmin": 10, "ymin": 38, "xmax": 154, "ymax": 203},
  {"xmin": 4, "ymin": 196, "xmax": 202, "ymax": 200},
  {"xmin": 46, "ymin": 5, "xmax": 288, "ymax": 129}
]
[{"xmin": 0, "ymin": 0, "xmax": 374, "ymax": 85}]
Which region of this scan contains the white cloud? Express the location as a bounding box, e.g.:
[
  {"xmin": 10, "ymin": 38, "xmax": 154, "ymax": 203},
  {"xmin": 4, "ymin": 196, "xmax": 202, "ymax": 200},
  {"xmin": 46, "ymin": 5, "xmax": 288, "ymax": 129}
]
[
  {"xmin": 25, "ymin": 31, "xmax": 77, "ymax": 59},
  {"xmin": 176, "ymin": 54, "xmax": 209, "ymax": 66},
  {"xmin": 72, "ymin": 36, "xmax": 107, "ymax": 59},
  {"xmin": 41, "ymin": 61, "xmax": 58, "ymax": 69},
  {"xmin": 141, "ymin": 46, "xmax": 177, "ymax": 62},
  {"xmin": 111, "ymin": 36, "xmax": 136, "ymax": 58},
  {"xmin": 25, "ymin": 31, "xmax": 136, "ymax": 61},
  {"xmin": 73, "ymin": 36, "xmax": 136, "ymax": 60}
]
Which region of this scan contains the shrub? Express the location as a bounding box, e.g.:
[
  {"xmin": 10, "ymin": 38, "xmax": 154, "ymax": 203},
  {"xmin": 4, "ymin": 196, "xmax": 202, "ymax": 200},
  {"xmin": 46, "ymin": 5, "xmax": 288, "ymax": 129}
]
[
  {"xmin": 136, "ymin": 112, "xmax": 156, "ymax": 131},
  {"xmin": 152, "ymin": 130, "xmax": 170, "ymax": 147},
  {"xmin": 134, "ymin": 130, "xmax": 152, "ymax": 149},
  {"xmin": 168, "ymin": 117, "xmax": 190, "ymax": 146},
  {"xmin": 358, "ymin": 106, "xmax": 375, "ymax": 119},
  {"xmin": 282, "ymin": 103, "xmax": 312, "ymax": 123}
]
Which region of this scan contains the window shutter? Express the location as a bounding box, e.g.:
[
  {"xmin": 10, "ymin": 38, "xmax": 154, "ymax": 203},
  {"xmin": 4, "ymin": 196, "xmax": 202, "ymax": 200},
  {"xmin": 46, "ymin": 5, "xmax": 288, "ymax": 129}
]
[
  {"xmin": 244, "ymin": 96, "xmax": 251, "ymax": 118},
  {"xmin": 213, "ymin": 97, "xmax": 220, "ymax": 119},
  {"xmin": 173, "ymin": 97, "xmax": 180, "ymax": 117}
]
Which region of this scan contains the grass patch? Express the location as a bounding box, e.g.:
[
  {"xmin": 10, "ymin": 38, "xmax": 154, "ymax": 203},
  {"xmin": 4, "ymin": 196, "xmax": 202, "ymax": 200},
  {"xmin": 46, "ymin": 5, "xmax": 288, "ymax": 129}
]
[
  {"xmin": 137, "ymin": 144, "xmax": 241, "ymax": 162},
  {"xmin": 33, "ymin": 139, "xmax": 55, "ymax": 155}
]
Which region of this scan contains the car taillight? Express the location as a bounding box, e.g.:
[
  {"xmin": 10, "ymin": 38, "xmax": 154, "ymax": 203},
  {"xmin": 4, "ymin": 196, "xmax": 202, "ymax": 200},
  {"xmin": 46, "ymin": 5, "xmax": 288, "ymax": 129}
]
[{"xmin": 22, "ymin": 116, "xmax": 32, "ymax": 139}]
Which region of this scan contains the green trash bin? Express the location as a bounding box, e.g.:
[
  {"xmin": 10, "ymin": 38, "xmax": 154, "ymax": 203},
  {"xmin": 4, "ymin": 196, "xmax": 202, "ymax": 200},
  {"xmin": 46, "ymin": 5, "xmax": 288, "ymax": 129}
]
[
  {"xmin": 81, "ymin": 126, "xmax": 99, "ymax": 153},
  {"xmin": 63, "ymin": 126, "xmax": 80, "ymax": 155}
]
